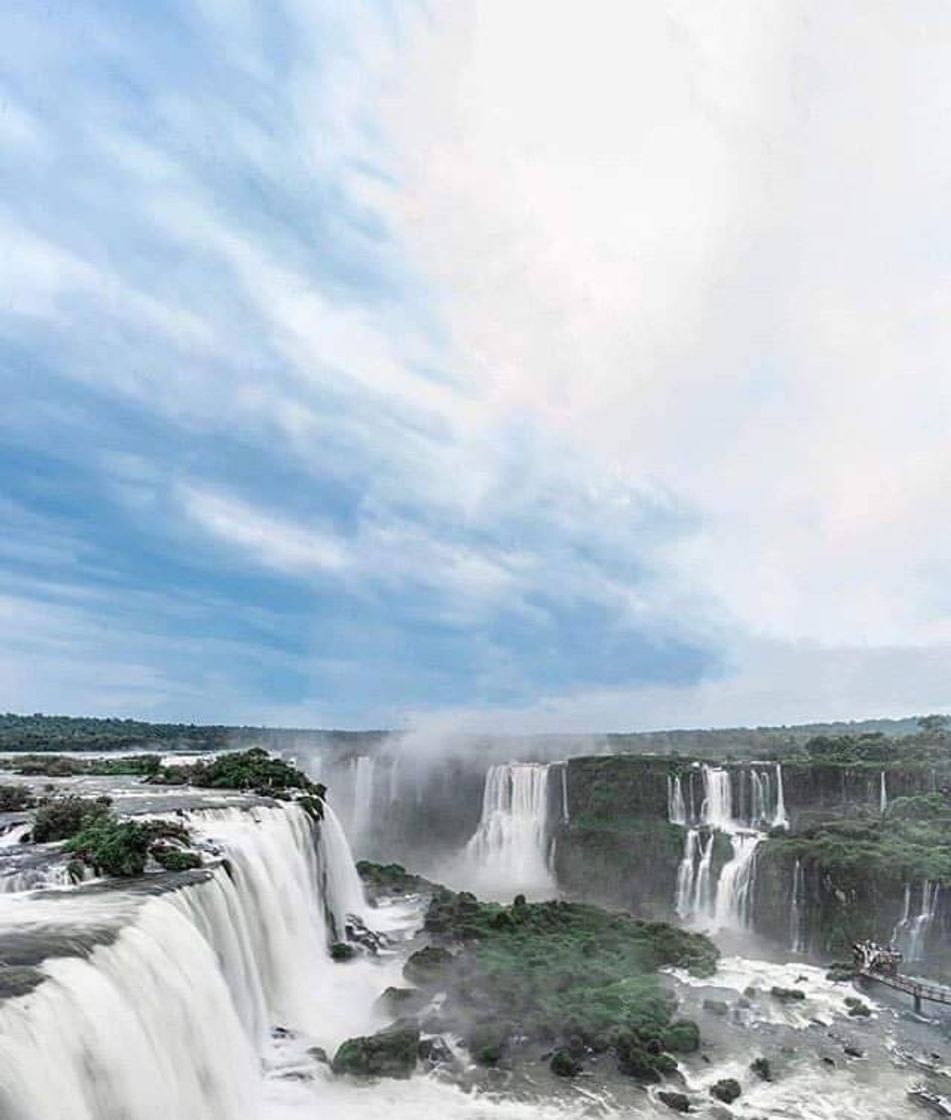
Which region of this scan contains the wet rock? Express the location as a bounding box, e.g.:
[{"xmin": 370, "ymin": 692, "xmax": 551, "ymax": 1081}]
[
  {"xmin": 307, "ymin": 1046, "xmax": 329, "ymax": 1064},
  {"xmin": 846, "ymin": 1000, "xmax": 871, "ymax": 1018},
  {"xmin": 271, "ymin": 1026, "xmax": 294, "ymax": 1039},
  {"xmin": 345, "ymin": 915, "xmax": 389, "ymax": 954},
  {"xmin": 702, "ymin": 998, "xmax": 730, "ymax": 1016},
  {"xmin": 821, "ymin": 1057, "xmax": 836, "ymax": 1067},
  {"xmin": 825, "ymin": 963, "xmax": 856, "ymax": 982},
  {"xmin": 550, "ymin": 1049, "xmax": 583, "ymax": 1077},
  {"xmin": 770, "ymin": 986, "xmax": 806, "ymax": 1002},
  {"xmin": 658, "ymin": 1089, "xmax": 691, "ymax": 1112},
  {"xmin": 750, "ymin": 1056, "xmax": 772, "ymax": 1081},
  {"xmin": 418, "ymin": 1035, "xmax": 454, "ymax": 1067},
  {"xmin": 403, "ymin": 945, "xmax": 454, "ymax": 986},
  {"xmin": 710, "ymin": 1078, "xmax": 741, "ymax": 1104},
  {"xmin": 330, "ymin": 942, "xmax": 357, "ymax": 962},
  {"xmin": 466, "ymin": 1021, "xmax": 510, "ymax": 1066},
  {"xmin": 374, "ymin": 986, "xmax": 425, "ymax": 1016},
  {"xmin": 843, "ymin": 1046, "xmax": 864, "ymax": 1059},
  {"xmin": 743, "ymin": 986, "xmax": 758, "ymax": 999},
  {"xmin": 332, "ymin": 1023, "xmax": 421, "ymax": 1079}
]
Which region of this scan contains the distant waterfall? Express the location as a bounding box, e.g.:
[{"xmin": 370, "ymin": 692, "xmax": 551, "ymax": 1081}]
[
  {"xmin": 675, "ymin": 829, "xmax": 699, "ymax": 917},
  {"xmin": 667, "ymin": 774, "xmax": 687, "ymax": 826},
  {"xmin": 560, "ymin": 763, "xmax": 570, "ymax": 822},
  {"xmin": 351, "ymin": 755, "xmax": 375, "ymax": 840},
  {"xmin": 692, "ymin": 831, "xmax": 716, "ymax": 916},
  {"xmin": 879, "ymin": 771, "xmax": 888, "ymax": 815},
  {"xmin": 462, "ymin": 763, "xmax": 555, "ymax": 898},
  {"xmin": 893, "ymin": 883, "xmax": 913, "ymax": 948},
  {"xmin": 774, "ymin": 763, "xmax": 788, "ymax": 829},
  {"xmin": 0, "ymin": 801, "xmax": 370, "ymax": 1119},
  {"xmin": 790, "ymin": 859, "xmax": 806, "ymax": 952},
  {"xmin": 714, "ymin": 832, "xmax": 760, "ymax": 929}
]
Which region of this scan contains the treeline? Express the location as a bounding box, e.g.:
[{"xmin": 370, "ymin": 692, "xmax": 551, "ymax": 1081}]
[{"xmin": 0, "ymin": 713, "xmax": 388, "ymax": 754}]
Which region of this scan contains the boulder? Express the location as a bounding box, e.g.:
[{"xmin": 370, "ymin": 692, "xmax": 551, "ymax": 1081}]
[
  {"xmin": 658, "ymin": 1090, "xmax": 691, "ymax": 1113},
  {"xmin": 403, "ymin": 945, "xmax": 454, "ymax": 986},
  {"xmin": 418, "ymin": 1035, "xmax": 454, "ymax": 1067},
  {"xmin": 702, "ymin": 998, "xmax": 730, "ymax": 1016},
  {"xmin": 331, "ymin": 1023, "xmax": 421, "ymax": 1079},
  {"xmin": 770, "ymin": 986, "xmax": 806, "ymax": 1002},
  {"xmin": 710, "ymin": 1078, "xmax": 741, "ymax": 1104},
  {"xmin": 330, "ymin": 942, "xmax": 357, "ymax": 962},
  {"xmin": 750, "ymin": 1056, "xmax": 772, "ymax": 1081},
  {"xmin": 550, "ymin": 1049, "xmax": 582, "ymax": 1077},
  {"xmin": 374, "ymin": 986, "xmax": 425, "ymax": 1016}
]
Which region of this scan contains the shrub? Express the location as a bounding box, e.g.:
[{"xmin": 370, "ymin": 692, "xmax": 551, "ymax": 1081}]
[{"xmin": 32, "ymin": 796, "xmax": 112, "ymax": 842}]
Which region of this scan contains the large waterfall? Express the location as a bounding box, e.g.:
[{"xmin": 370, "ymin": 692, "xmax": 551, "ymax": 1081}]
[
  {"xmin": 0, "ymin": 801, "xmax": 378, "ymax": 1119},
  {"xmin": 459, "ymin": 763, "xmax": 555, "ymax": 899},
  {"xmin": 670, "ymin": 763, "xmax": 788, "ymax": 931}
]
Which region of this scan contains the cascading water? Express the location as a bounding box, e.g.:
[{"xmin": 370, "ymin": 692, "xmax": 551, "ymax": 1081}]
[
  {"xmin": 670, "ymin": 763, "xmax": 787, "ymax": 930},
  {"xmin": 0, "ymin": 800, "xmax": 375, "ymax": 1120},
  {"xmin": 790, "ymin": 858, "xmax": 806, "ymax": 953},
  {"xmin": 667, "ymin": 774, "xmax": 687, "ymax": 826},
  {"xmin": 879, "ymin": 771, "xmax": 888, "ymax": 815},
  {"xmin": 908, "ymin": 881, "xmax": 940, "ymax": 963},
  {"xmin": 351, "ymin": 755, "xmax": 375, "ymax": 843},
  {"xmin": 560, "ymin": 763, "xmax": 569, "ymax": 823},
  {"xmin": 460, "ymin": 763, "xmax": 555, "ymax": 899}
]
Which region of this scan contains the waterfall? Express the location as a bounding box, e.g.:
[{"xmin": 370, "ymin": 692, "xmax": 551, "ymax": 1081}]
[
  {"xmin": 387, "ymin": 755, "xmax": 401, "ymax": 804},
  {"xmin": 667, "ymin": 774, "xmax": 687, "ymax": 826},
  {"xmin": 701, "ymin": 765, "xmax": 733, "ymax": 829},
  {"xmin": 462, "ymin": 763, "xmax": 554, "ymax": 898},
  {"xmin": 893, "ymin": 883, "xmax": 913, "ymax": 949},
  {"xmin": 675, "ymin": 829, "xmax": 699, "ymax": 918},
  {"xmin": 0, "ymin": 800, "xmax": 372, "ymax": 1120},
  {"xmin": 672, "ymin": 764, "xmax": 782, "ymax": 929},
  {"xmin": 0, "ymin": 823, "xmax": 30, "ymax": 848},
  {"xmin": 713, "ymin": 832, "xmax": 760, "ymax": 930},
  {"xmin": 790, "ymin": 858, "xmax": 806, "ymax": 952},
  {"xmin": 908, "ymin": 881, "xmax": 940, "ymax": 962},
  {"xmin": 879, "ymin": 771, "xmax": 888, "ymax": 815},
  {"xmin": 774, "ymin": 763, "xmax": 789, "ymax": 829},
  {"xmin": 560, "ymin": 763, "xmax": 570, "ymax": 822},
  {"xmin": 691, "ymin": 831, "xmax": 716, "ymax": 916},
  {"xmin": 351, "ymin": 755, "xmax": 375, "ymax": 841}
]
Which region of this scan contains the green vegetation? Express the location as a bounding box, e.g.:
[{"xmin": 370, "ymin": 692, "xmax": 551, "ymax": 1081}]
[
  {"xmin": 1, "ymin": 754, "xmax": 162, "ymax": 778},
  {"xmin": 403, "ymin": 886, "xmax": 715, "ymax": 1080},
  {"xmin": 356, "ymin": 861, "xmax": 438, "ymax": 898},
  {"xmin": 32, "ymin": 796, "xmax": 113, "ymax": 842},
  {"xmin": 149, "ymin": 748, "xmax": 323, "ymax": 799},
  {"xmin": 66, "ymin": 815, "xmax": 195, "ymax": 878},
  {"xmin": 0, "ymin": 784, "xmax": 34, "ymax": 811}
]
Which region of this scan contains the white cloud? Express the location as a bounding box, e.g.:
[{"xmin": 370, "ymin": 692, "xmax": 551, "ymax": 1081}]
[{"xmin": 377, "ymin": 1, "xmax": 951, "ymax": 655}]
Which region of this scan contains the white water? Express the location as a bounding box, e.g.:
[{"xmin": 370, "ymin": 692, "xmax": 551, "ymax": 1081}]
[
  {"xmin": 667, "ymin": 774, "xmax": 686, "ymax": 826},
  {"xmin": 908, "ymin": 881, "xmax": 940, "ymax": 962},
  {"xmin": 774, "ymin": 762, "xmax": 788, "ymax": 828},
  {"xmin": 879, "ymin": 770, "xmax": 888, "ymax": 815},
  {"xmin": 458, "ymin": 763, "xmax": 555, "ymax": 899},
  {"xmin": 790, "ymin": 858, "xmax": 806, "ymax": 953},
  {"xmin": 560, "ymin": 763, "xmax": 569, "ymax": 822},
  {"xmin": 351, "ymin": 756, "xmax": 376, "ymax": 844}
]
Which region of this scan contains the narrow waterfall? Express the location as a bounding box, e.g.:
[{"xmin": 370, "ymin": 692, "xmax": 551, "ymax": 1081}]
[
  {"xmin": 908, "ymin": 881, "xmax": 940, "ymax": 962},
  {"xmin": 879, "ymin": 771, "xmax": 888, "ymax": 815},
  {"xmin": 675, "ymin": 829, "xmax": 699, "ymax": 918},
  {"xmin": 387, "ymin": 755, "xmax": 401, "ymax": 804},
  {"xmin": 790, "ymin": 858, "xmax": 806, "ymax": 952},
  {"xmin": 462, "ymin": 763, "xmax": 555, "ymax": 898},
  {"xmin": 713, "ymin": 832, "xmax": 760, "ymax": 929},
  {"xmin": 691, "ymin": 832, "xmax": 716, "ymax": 916},
  {"xmin": 892, "ymin": 883, "xmax": 913, "ymax": 949},
  {"xmin": 667, "ymin": 774, "xmax": 687, "ymax": 826},
  {"xmin": 774, "ymin": 763, "xmax": 788, "ymax": 829},
  {"xmin": 0, "ymin": 801, "xmax": 370, "ymax": 1120},
  {"xmin": 560, "ymin": 763, "xmax": 570, "ymax": 822},
  {"xmin": 351, "ymin": 755, "xmax": 375, "ymax": 841},
  {"xmin": 701, "ymin": 765, "xmax": 733, "ymax": 829}
]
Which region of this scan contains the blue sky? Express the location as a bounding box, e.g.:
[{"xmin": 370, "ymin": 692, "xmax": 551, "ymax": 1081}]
[{"xmin": 3, "ymin": 2, "xmax": 951, "ymax": 729}]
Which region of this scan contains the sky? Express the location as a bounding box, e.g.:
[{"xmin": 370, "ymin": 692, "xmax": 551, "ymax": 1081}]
[{"xmin": 2, "ymin": 1, "xmax": 951, "ymax": 731}]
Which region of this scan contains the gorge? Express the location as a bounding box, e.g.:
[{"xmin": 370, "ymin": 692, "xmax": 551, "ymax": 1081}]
[{"xmin": 2, "ymin": 726, "xmax": 951, "ymax": 1119}]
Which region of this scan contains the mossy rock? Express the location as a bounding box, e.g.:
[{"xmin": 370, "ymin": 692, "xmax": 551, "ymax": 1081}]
[
  {"xmin": 330, "ymin": 942, "xmax": 357, "ymax": 962},
  {"xmin": 750, "ymin": 1056, "xmax": 771, "ymax": 1080},
  {"xmin": 331, "ymin": 1023, "xmax": 420, "ymax": 1079},
  {"xmin": 152, "ymin": 847, "xmax": 202, "ymax": 872},
  {"xmin": 770, "ymin": 986, "xmax": 806, "ymax": 1002},
  {"xmin": 615, "ymin": 1031, "xmax": 661, "ymax": 1082},
  {"xmin": 467, "ymin": 1021, "xmax": 510, "ymax": 1066},
  {"xmin": 710, "ymin": 1078, "xmax": 741, "ymax": 1103},
  {"xmin": 847, "ymin": 1001, "xmax": 871, "ymax": 1017},
  {"xmin": 550, "ymin": 1049, "xmax": 582, "ymax": 1077},
  {"xmin": 404, "ymin": 945, "xmax": 454, "ymax": 986},
  {"xmin": 658, "ymin": 1091, "xmax": 691, "ymax": 1113},
  {"xmin": 374, "ymin": 986, "xmax": 425, "ymax": 1015},
  {"xmin": 662, "ymin": 1020, "xmax": 700, "ymax": 1054}
]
